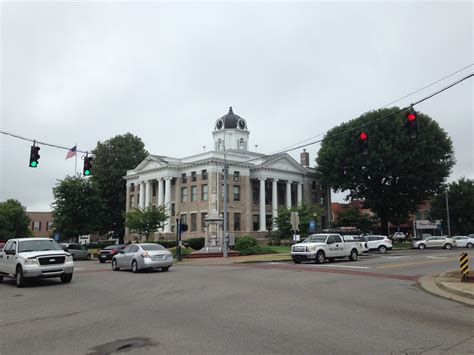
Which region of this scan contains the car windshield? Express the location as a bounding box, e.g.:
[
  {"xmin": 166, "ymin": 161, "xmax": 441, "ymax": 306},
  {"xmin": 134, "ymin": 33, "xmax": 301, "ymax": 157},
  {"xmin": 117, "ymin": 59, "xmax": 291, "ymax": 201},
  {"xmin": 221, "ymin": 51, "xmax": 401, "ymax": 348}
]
[
  {"xmin": 141, "ymin": 244, "xmax": 166, "ymax": 251},
  {"xmin": 104, "ymin": 245, "xmax": 121, "ymax": 250},
  {"xmin": 19, "ymin": 240, "xmax": 63, "ymax": 252},
  {"xmin": 303, "ymin": 235, "xmax": 327, "ymax": 243}
]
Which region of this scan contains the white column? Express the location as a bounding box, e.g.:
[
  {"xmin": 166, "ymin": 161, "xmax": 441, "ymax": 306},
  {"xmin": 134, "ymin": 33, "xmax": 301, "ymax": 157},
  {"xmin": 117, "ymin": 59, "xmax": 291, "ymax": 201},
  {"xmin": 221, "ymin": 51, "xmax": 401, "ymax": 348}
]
[
  {"xmin": 164, "ymin": 177, "xmax": 172, "ymax": 233},
  {"xmin": 145, "ymin": 180, "xmax": 152, "ymax": 207},
  {"xmin": 157, "ymin": 178, "xmax": 164, "ymax": 206},
  {"xmin": 139, "ymin": 182, "xmax": 146, "ymax": 209},
  {"xmin": 125, "ymin": 183, "xmax": 131, "ymax": 212},
  {"xmin": 272, "ymin": 179, "xmax": 279, "ymax": 231},
  {"xmin": 297, "ymin": 181, "xmax": 303, "ymax": 206},
  {"xmin": 286, "ymin": 180, "xmax": 292, "ymax": 208},
  {"xmin": 259, "ymin": 178, "xmax": 266, "ymax": 231}
]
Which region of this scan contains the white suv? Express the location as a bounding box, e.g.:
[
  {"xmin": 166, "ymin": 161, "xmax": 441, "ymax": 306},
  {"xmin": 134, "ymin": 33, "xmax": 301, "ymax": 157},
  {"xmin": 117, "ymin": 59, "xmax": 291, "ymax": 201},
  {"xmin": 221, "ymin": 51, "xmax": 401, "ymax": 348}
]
[{"xmin": 364, "ymin": 235, "xmax": 393, "ymax": 254}]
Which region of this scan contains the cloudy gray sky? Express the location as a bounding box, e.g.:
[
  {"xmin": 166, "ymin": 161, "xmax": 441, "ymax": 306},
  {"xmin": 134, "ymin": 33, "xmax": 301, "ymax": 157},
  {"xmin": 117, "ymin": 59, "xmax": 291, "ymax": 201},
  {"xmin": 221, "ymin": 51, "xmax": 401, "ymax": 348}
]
[{"xmin": 1, "ymin": 1, "xmax": 472, "ymax": 211}]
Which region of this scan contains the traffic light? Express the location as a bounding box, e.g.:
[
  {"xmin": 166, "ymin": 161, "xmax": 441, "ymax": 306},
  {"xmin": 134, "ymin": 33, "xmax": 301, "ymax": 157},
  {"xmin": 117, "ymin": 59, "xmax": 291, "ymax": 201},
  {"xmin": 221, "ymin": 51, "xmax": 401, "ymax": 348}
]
[
  {"xmin": 29, "ymin": 145, "xmax": 40, "ymax": 168},
  {"xmin": 405, "ymin": 108, "xmax": 418, "ymax": 139},
  {"xmin": 83, "ymin": 156, "xmax": 93, "ymax": 176},
  {"xmin": 180, "ymin": 224, "xmax": 188, "ymax": 232},
  {"xmin": 358, "ymin": 131, "xmax": 369, "ymax": 155}
]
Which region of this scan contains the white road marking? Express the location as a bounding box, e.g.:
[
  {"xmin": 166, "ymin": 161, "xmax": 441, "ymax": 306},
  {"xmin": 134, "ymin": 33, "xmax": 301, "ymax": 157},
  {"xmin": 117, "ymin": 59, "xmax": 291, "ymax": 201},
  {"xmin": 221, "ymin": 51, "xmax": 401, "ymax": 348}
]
[
  {"xmin": 426, "ymin": 256, "xmax": 447, "ymax": 259},
  {"xmin": 384, "ymin": 256, "xmax": 409, "ymax": 259},
  {"xmin": 318, "ymin": 264, "xmax": 371, "ymax": 269},
  {"xmin": 74, "ymin": 268, "xmax": 85, "ymax": 271}
]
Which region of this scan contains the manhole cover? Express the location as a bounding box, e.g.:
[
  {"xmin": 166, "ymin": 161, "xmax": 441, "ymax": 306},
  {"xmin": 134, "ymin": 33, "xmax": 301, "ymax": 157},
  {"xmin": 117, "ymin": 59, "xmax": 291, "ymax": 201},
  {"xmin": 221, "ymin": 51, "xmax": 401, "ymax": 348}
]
[{"xmin": 88, "ymin": 337, "xmax": 155, "ymax": 354}]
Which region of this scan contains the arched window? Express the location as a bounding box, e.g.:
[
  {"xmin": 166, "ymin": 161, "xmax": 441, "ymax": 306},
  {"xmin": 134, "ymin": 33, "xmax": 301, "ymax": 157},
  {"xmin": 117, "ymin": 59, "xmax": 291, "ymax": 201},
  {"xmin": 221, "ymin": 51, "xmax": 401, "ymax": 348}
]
[
  {"xmin": 239, "ymin": 138, "xmax": 245, "ymax": 150},
  {"xmin": 218, "ymin": 139, "xmax": 223, "ymax": 151}
]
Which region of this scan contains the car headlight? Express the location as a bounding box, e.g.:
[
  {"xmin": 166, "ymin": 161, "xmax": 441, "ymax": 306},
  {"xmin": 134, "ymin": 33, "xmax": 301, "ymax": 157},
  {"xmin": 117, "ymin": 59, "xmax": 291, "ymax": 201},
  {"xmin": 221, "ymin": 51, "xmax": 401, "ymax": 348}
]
[
  {"xmin": 309, "ymin": 246, "xmax": 317, "ymax": 252},
  {"xmin": 24, "ymin": 258, "xmax": 38, "ymax": 265},
  {"xmin": 66, "ymin": 255, "xmax": 73, "ymax": 262}
]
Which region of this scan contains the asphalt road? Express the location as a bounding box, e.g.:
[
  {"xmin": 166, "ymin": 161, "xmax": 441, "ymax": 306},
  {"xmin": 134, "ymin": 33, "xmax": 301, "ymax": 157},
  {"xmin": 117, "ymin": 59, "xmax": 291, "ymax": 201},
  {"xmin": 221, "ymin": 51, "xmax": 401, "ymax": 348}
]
[{"xmin": 1, "ymin": 248, "xmax": 473, "ymax": 354}]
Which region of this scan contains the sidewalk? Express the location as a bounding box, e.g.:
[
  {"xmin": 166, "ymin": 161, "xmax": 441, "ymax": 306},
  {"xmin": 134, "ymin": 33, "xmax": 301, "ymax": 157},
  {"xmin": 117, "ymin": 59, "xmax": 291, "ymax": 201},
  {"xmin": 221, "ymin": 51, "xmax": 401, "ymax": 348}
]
[{"xmin": 419, "ymin": 270, "xmax": 474, "ymax": 306}]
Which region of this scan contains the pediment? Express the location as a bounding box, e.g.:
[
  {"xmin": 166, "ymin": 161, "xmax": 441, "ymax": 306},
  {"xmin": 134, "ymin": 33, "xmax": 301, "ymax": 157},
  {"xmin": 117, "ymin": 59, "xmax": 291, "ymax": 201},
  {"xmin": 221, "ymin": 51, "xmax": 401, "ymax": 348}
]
[
  {"xmin": 134, "ymin": 156, "xmax": 166, "ymax": 172},
  {"xmin": 257, "ymin": 154, "xmax": 306, "ymax": 173}
]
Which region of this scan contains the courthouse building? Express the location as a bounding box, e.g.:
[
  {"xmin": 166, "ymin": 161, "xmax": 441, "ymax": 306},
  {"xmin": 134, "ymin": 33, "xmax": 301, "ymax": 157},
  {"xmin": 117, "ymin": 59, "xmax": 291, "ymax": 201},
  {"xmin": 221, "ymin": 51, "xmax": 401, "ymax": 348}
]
[{"xmin": 124, "ymin": 107, "xmax": 331, "ymax": 241}]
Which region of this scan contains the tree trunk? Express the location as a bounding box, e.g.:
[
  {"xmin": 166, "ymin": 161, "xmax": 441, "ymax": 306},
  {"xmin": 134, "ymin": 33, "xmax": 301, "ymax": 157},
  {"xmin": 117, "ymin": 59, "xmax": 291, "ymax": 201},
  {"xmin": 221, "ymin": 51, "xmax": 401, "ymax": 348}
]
[{"xmin": 380, "ymin": 218, "xmax": 389, "ymax": 236}]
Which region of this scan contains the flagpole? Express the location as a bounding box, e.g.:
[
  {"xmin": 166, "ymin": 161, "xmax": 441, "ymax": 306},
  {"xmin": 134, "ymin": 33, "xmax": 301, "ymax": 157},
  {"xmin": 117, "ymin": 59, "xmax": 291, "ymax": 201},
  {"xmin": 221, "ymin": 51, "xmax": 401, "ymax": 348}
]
[{"xmin": 74, "ymin": 143, "xmax": 78, "ymax": 176}]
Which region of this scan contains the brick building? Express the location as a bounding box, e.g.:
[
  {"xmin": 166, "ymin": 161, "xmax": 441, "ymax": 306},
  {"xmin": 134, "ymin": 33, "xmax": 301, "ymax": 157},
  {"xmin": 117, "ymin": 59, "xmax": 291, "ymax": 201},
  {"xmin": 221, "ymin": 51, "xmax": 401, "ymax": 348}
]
[
  {"xmin": 124, "ymin": 107, "xmax": 331, "ymax": 241},
  {"xmin": 26, "ymin": 212, "xmax": 54, "ymax": 238}
]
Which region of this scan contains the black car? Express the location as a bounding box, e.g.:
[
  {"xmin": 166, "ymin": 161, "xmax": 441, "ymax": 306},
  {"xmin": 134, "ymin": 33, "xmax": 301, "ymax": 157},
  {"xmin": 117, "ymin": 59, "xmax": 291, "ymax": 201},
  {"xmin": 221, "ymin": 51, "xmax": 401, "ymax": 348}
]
[{"xmin": 98, "ymin": 245, "xmax": 125, "ymax": 263}]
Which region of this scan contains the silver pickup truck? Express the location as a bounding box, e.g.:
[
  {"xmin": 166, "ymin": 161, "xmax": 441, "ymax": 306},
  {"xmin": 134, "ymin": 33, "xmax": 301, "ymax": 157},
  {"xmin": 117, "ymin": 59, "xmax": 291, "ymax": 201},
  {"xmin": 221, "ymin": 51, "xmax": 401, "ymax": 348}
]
[
  {"xmin": 291, "ymin": 233, "xmax": 361, "ymax": 264},
  {"xmin": 0, "ymin": 238, "xmax": 74, "ymax": 287}
]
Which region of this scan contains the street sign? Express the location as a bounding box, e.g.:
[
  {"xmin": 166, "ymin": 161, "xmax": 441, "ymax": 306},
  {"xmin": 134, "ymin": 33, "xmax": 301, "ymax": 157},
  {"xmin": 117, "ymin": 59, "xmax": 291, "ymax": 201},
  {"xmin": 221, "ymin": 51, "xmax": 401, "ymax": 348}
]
[
  {"xmin": 290, "ymin": 212, "xmax": 300, "ymax": 231},
  {"xmin": 309, "ymin": 219, "xmax": 316, "ymax": 233}
]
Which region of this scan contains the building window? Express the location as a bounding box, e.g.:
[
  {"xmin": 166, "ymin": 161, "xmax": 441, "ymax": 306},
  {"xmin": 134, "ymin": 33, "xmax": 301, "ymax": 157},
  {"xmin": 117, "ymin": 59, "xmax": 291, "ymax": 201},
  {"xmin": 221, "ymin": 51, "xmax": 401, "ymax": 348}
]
[
  {"xmin": 253, "ymin": 215, "xmax": 259, "ymax": 231},
  {"xmin": 234, "ymin": 213, "xmax": 241, "ymax": 231},
  {"xmin": 201, "ymin": 212, "xmax": 207, "ymax": 231},
  {"xmin": 181, "ymin": 187, "xmax": 188, "ymax": 203},
  {"xmin": 181, "ymin": 173, "xmax": 187, "ymax": 184},
  {"xmin": 191, "ymin": 171, "xmax": 197, "ymax": 182},
  {"xmin": 171, "ymin": 203, "xmax": 175, "ymax": 216},
  {"xmin": 191, "ymin": 186, "xmax": 197, "ymax": 202},
  {"xmin": 130, "ymin": 195, "xmax": 135, "ymax": 209},
  {"xmin": 152, "ymin": 183, "xmax": 157, "ymax": 197},
  {"xmin": 233, "ymin": 171, "xmax": 240, "ymax": 182},
  {"xmin": 32, "ymin": 221, "xmax": 41, "ymax": 231},
  {"xmin": 202, "ymin": 184, "xmax": 208, "ymax": 200},
  {"xmin": 171, "ymin": 178, "xmax": 176, "ymax": 185},
  {"xmin": 130, "ymin": 183, "xmax": 135, "ymax": 192},
  {"xmin": 191, "ymin": 213, "xmax": 197, "ymax": 232},
  {"xmin": 180, "ymin": 214, "xmax": 187, "ymax": 226},
  {"xmin": 218, "ymin": 139, "xmax": 223, "ymax": 151},
  {"xmin": 233, "ymin": 186, "xmax": 240, "ymax": 201},
  {"xmin": 239, "ymin": 138, "xmax": 245, "ymax": 149},
  {"xmin": 201, "ymin": 169, "xmax": 208, "ymax": 180},
  {"xmin": 47, "ymin": 221, "xmax": 54, "ymax": 231},
  {"xmin": 312, "ymin": 181, "xmax": 317, "ymax": 190}
]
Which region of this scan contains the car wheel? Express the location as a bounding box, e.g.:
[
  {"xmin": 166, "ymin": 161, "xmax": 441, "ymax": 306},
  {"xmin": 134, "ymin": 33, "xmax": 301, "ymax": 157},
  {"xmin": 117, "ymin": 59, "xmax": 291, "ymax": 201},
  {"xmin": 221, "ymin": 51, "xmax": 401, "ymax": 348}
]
[
  {"xmin": 315, "ymin": 251, "xmax": 325, "ymax": 264},
  {"xmin": 418, "ymin": 243, "xmax": 426, "ymax": 250},
  {"xmin": 60, "ymin": 274, "xmax": 73, "ymax": 283},
  {"xmin": 132, "ymin": 260, "xmax": 139, "ymax": 273},
  {"xmin": 467, "ymin": 242, "xmax": 473, "ymax": 248},
  {"xmin": 444, "ymin": 243, "xmax": 452, "ymax": 250},
  {"xmin": 71, "ymin": 253, "xmax": 75, "ymax": 261},
  {"xmin": 161, "ymin": 266, "xmax": 170, "ymax": 272},
  {"xmin": 112, "ymin": 259, "xmax": 120, "ymax": 271},
  {"xmin": 15, "ymin": 266, "xmax": 26, "ymax": 288},
  {"xmin": 349, "ymin": 249, "xmax": 358, "ymax": 261},
  {"xmin": 99, "ymin": 259, "xmax": 106, "ymax": 264},
  {"xmin": 378, "ymin": 245, "xmax": 387, "ymax": 254},
  {"xmin": 0, "ymin": 275, "xmax": 3, "ymax": 283},
  {"xmin": 292, "ymin": 257, "xmax": 301, "ymax": 264}
]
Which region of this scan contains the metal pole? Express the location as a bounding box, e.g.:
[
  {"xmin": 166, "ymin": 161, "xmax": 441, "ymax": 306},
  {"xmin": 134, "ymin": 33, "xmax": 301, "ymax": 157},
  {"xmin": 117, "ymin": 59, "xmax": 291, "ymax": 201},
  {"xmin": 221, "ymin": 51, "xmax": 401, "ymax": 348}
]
[
  {"xmin": 445, "ymin": 190, "xmax": 451, "ymax": 238},
  {"xmin": 223, "ymin": 148, "xmax": 228, "ymax": 258}
]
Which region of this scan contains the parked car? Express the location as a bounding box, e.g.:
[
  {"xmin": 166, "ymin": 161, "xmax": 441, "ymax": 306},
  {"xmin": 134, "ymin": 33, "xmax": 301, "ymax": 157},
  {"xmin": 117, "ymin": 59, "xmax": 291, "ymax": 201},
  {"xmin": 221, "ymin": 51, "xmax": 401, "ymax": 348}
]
[
  {"xmin": 111, "ymin": 243, "xmax": 173, "ymax": 272},
  {"xmin": 290, "ymin": 233, "xmax": 361, "ymax": 264},
  {"xmin": 343, "ymin": 235, "xmax": 369, "ymax": 253},
  {"xmin": 392, "ymin": 232, "xmax": 407, "ymax": 242},
  {"xmin": 61, "ymin": 243, "xmax": 91, "ymax": 260},
  {"xmin": 412, "ymin": 236, "xmax": 456, "ymax": 250},
  {"xmin": 0, "ymin": 242, "xmax": 5, "ymax": 251},
  {"xmin": 364, "ymin": 235, "xmax": 392, "ymax": 254},
  {"xmin": 451, "ymin": 236, "xmax": 474, "ymax": 248},
  {"xmin": 0, "ymin": 238, "xmax": 74, "ymax": 287},
  {"xmin": 98, "ymin": 245, "xmax": 125, "ymax": 263}
]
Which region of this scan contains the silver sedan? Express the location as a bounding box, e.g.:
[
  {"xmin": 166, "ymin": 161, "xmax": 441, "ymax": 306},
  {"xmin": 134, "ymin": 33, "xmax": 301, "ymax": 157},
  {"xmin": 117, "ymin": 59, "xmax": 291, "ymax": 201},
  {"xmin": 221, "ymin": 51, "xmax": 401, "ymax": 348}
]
[{"xmin": 111, "ymin": 243, "xmax": 173, "ymax": 272}]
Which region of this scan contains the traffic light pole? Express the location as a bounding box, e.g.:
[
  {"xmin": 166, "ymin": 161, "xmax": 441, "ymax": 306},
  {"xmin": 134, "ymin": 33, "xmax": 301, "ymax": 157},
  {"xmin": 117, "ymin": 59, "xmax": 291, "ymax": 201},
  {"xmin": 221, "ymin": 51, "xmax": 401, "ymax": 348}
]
[
  {"xmin": 176, "ymin": 217, "xmax": 182, "ymax": 261},
  {"xmin": 223, "ymin": 157, "xmax": 228, "ymax": 258}
]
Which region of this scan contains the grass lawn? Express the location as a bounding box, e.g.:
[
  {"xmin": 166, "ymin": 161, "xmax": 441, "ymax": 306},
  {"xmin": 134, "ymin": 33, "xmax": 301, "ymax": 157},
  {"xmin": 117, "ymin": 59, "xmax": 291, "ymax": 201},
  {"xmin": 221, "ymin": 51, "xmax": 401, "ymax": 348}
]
[{"xmin": 266, "ymin": 245, "xmax": 291, "ymax": 254}]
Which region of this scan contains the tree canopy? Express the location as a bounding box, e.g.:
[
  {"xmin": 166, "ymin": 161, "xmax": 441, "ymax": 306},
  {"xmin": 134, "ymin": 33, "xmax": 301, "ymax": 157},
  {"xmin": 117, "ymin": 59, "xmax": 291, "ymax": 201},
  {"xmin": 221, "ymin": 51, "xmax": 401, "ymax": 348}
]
[
  {"xmin": 273, "ymin": 203, "xmax": 326, "ymax": 241},
  {"xmin": 430, "ymin": 178, "xmax": 474, "ymax": 236},
  {"xmin": 0, "ymin": 199, "xmax": 32, "ymax": 239},
  {"xmin": 91, "ymin": 133, "xmax": 148, "ymax": 242},
  {"xmin": 316, "ymin": 107, "xmax": 455, "ymax": 234},
  {"xmin": 332, "ymin": 205, "xmax": 378, "ymax": 233},
  {"xmin": 124, "ymin": 205, "xmax": 167, "ymax": 241},
  {"xmin": 51, "ymin": 176, "xmax": 104, "ymax": 240}
]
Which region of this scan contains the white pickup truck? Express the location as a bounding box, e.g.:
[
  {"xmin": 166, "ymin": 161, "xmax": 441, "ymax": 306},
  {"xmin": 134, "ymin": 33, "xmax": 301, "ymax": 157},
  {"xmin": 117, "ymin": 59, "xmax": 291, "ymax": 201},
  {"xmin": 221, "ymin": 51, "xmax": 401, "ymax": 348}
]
[
  {"xmin": 291, "ymin": 233, "xmax": 361, "ymax": 264},
  {"xmin": 0, "ymin": 238, "xmax": 74, "ymax": 287}
]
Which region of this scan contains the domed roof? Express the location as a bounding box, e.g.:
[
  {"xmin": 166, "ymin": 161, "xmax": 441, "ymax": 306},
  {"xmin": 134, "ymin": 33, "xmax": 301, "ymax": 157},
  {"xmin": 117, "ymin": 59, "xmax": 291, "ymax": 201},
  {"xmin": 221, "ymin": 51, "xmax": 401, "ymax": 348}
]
[{"xmin": 214, "ymin": 107, "xmax": 247, "ymax": 130}]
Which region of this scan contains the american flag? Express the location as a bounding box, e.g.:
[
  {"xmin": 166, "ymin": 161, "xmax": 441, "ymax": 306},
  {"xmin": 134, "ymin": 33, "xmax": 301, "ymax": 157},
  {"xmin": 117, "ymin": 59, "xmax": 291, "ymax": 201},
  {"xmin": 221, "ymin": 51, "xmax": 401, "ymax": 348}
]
[{"xmin": 65, "ymin": 145, "xmax": 77, "ymax": 159}]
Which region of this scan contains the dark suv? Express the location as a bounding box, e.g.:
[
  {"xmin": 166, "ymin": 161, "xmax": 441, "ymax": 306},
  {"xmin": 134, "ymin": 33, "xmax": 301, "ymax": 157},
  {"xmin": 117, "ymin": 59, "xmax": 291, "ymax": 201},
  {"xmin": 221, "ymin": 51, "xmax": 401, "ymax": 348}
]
[{"xmin": 98, "ymin": 245, "xmax": 124, "ymax": 263}]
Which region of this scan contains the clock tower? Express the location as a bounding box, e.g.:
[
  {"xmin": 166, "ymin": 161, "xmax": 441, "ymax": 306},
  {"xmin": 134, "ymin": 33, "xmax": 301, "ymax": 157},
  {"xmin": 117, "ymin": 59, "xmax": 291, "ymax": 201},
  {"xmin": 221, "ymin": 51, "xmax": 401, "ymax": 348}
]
[{"xmin": 212, "ymin": 107, "xmax": 250, "ymax": 151}]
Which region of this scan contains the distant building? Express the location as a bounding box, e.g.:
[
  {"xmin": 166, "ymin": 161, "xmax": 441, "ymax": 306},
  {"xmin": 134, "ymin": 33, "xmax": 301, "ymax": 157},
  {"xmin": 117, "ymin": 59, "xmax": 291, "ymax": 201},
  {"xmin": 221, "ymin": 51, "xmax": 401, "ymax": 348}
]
[
  {"xmin": 124, "ymin": 107, "xmax": 332, "ymax": 241},
  {"xmin": 26, "ymin": 212, "xmax": 54, "ymax": 238}
]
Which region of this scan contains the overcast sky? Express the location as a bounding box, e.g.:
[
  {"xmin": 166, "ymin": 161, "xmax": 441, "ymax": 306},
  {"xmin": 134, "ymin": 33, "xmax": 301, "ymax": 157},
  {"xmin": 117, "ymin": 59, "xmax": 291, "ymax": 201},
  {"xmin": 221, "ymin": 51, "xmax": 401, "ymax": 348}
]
[{"xmin": 1, "ymin": 1, "xmax": 472, "ymax": 211}]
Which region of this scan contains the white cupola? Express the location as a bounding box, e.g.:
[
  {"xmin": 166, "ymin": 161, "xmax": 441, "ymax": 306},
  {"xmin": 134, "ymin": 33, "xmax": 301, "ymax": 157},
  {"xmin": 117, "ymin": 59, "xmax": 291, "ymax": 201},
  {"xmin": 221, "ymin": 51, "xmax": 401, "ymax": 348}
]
[{"xmin": 212, "ymin": 107, "xmax": 249, "ymax": 151}]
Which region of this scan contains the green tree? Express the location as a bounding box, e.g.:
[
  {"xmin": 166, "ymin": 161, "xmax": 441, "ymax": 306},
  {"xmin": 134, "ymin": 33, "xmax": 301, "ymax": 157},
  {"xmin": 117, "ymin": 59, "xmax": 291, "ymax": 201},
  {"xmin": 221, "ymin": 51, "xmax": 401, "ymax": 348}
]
[
  {"xmin": 273, "ymin": 203, "xmax": 325, "ymax": 241},
  {"xmin": 91, "ymin": 133, "xmax": 148, "ymax": 242},
  {"xmin": 332, "ymin": 205, "xmax": 378, "ymax": 232},
  {"xmin": 317, "ymin": 107, "xmax": 455, "ymax": 234},
  {"xmin": 430, "ymin": 178, "xmax": 474, "ymax": 235},
  {"xmin": 51, "ymin": 176, "xmax": 104, "ymax": 240},
  {"xmin": 0, "ymin": 199, "xmax": 32, "ymax": 239},
  {"xmin": 124, "ymin": 205, "xmax": 167, "ymax": 241}
]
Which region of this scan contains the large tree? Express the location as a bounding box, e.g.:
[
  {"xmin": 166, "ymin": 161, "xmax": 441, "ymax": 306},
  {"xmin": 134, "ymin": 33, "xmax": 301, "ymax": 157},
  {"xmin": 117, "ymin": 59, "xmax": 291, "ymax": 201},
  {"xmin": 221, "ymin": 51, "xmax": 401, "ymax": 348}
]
[
  {"xmin": 0, "ymin": 199, "xmax": 32, "ymax": 239},
  {"xmin": 317, "ymin": 107, "xmax": 455, "ymax": 234},
  {"xmin": 51, "ymin": 176, "xmax": 104, "ymax": 240},
  {"xmin": 124, "ymin": 205, "xmax": 167, "ymax": 242},
  {"xmin": 273, "ymin": 203, "xmax": 326, "ymax": 241},
  {"xmin": 430, "ymin": 178, "xmax": 474, "ymax": 236},
  {"xmin": 91, "ymin": 133, "xmax": 148, "ymax": 242},
  {"xmin": 332, "ymin": 205, "xmax": 378, "ymax": 233}
]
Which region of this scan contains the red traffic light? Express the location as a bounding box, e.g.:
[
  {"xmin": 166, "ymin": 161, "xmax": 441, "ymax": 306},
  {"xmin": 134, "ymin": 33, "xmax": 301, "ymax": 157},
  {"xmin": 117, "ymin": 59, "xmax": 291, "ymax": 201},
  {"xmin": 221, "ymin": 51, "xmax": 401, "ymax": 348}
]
[
  {"xmin": 359, "ymin": 131, "xmax": 368, "ymax": 140},
  {"xmin": 406, "ymin": 111, "xmax": 416, "ymax": 121}
]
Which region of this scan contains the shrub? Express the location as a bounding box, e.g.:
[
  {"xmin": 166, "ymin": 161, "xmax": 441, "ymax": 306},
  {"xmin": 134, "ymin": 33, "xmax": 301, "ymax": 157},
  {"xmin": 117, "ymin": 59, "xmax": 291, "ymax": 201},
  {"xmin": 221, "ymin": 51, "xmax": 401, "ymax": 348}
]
[
  {"xmin": 235, "ymin": 236, "xmax": 258, "ymax": 251},
  {"xmin": 156, "ymin": 240, "xmax": 177, "ymax": 248},
  {"xmin": 169, "ymin": 246, "xmax": 193, "ymax": 258},
  {"xmin": 238, "ymin": 246, "xmax": 278, "ymax": 256},
  {"xmin": 186, "ymin": 237, "xmax": 205, "ymax": 250}
]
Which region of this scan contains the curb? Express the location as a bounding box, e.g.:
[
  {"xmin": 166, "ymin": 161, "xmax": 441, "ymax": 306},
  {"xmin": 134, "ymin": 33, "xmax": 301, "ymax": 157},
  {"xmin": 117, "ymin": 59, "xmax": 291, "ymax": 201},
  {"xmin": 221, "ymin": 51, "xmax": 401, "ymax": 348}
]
[{"xmin": 419, "ymin": 275, "xmax": 474, "ymax": 306}]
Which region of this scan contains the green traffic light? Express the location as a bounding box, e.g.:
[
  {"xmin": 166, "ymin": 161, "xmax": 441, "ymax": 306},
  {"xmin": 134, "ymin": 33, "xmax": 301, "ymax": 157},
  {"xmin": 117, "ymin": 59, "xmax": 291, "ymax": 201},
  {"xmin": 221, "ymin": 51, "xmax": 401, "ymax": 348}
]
[
  {"xmin": 30, "ymin": 161, "xmax": 38, "ymax": 167},
  {"xmin": 84, "ymin": 170, "xmax": 90, "ymax": 175}
]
